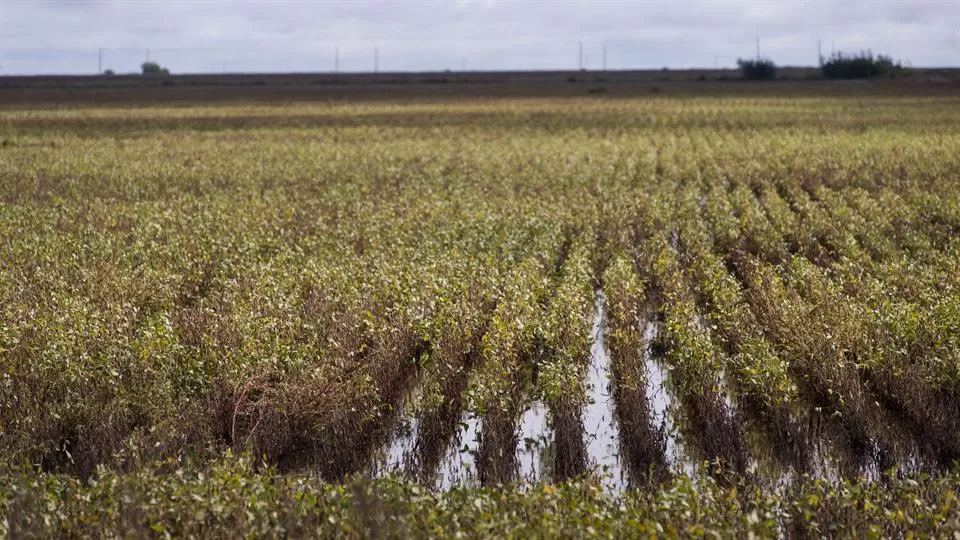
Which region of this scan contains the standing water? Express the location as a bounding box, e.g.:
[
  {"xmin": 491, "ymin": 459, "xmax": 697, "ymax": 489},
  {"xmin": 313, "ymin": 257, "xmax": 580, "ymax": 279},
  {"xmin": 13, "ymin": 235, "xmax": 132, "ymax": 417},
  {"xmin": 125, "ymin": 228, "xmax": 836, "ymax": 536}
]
[
  {"xmin": 642, "ymin": 320, "xmax": 694, "ymax": 476},
  {"xmin": 582, "ymin": 290, "xmax": 627, "ymax": 491},
  {"xmin": 370, "ymin": 386, "xmax": 422, "ymax": 478},
  {"xmin": 517, "ymin": 400, "xmax": 551, "ymax": 483},
  {"xmin": 436, "ymin": 412, "xmax": 482, "ymax": 489}
]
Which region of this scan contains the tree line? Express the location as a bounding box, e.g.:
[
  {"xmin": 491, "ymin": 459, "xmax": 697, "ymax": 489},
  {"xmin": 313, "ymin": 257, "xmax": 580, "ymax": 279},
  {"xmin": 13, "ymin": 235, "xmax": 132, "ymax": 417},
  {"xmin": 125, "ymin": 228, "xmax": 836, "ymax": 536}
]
[{"xmin": 737, "ymin": 51, "xmax": 908, "ymax": 81}]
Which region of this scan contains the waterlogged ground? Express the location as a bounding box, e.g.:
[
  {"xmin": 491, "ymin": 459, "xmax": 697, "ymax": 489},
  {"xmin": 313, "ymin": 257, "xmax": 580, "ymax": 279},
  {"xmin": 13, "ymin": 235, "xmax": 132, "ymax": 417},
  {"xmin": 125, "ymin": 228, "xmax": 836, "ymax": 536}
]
[{"xmin": 3, "ymin": 89, "xmax": 960, "ymax": 536}]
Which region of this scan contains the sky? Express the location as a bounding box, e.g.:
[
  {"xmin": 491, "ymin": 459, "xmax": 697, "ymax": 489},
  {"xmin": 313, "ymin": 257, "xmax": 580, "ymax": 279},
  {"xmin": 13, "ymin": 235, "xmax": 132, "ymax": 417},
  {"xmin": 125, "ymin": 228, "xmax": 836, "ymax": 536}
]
[{"xmin": 2, "ymin": 0, "xmax": 958, "ymax": 75}]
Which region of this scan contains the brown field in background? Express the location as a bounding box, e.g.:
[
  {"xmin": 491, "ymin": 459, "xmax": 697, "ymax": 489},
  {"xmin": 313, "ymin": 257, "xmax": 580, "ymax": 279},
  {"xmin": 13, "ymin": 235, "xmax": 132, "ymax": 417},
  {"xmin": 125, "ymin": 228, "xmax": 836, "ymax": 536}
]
[{"xmin": 2, "ymin": 67, "xmax": 960, "ymax": 106}]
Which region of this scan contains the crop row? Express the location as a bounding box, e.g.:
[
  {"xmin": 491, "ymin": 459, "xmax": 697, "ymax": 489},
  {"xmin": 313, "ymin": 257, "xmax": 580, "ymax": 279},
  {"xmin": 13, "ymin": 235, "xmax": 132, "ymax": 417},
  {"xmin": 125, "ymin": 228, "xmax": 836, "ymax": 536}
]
[{"xmin": 3, "ymin": 93, "xmax": 960, "ymax": 533}]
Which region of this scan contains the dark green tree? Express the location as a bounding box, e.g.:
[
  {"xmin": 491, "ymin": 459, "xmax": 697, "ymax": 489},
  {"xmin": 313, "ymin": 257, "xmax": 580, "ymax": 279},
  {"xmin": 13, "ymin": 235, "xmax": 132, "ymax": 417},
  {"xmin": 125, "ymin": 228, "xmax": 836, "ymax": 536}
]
[
  {"xmin": 821, "ymin": 51, "xmax": 906, "ymax": 79},
  {"xmin": 141, "ymin": 61, "xmax": 170, "ymax": 75},
  {"xmin": 737, "ymin": 57, "xmax": 777, "ymax": 80}
]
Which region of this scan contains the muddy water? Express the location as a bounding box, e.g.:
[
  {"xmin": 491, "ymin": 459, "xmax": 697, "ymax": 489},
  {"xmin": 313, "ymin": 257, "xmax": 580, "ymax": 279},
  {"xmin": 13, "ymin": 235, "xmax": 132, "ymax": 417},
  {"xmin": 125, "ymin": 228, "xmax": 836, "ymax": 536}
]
[
  {"xmin": 436, "ymin": 411, "xmax": 482, "ymax": 489},
  {"xmin": 714, "ymin": 369, "xmax": 737, "ymax": 412},
  {"xmin": 642, "ymin": 321, "xmax": 695, "ymax": 476},
  {"xmin": 791, "ymin": 403, "xmax": 843, "ymax": 483},
  {"xmin": 516, "ymin": 401, "xmax": 551, "ymax": 483},
  {"xmin": 370, "ymin": 386, "xmax": 422, "ymax": 478},
  {"xmin": 385, "ymin": 414, "xmax": 420, "ymax": 474},
  {"xmin": 380, "ymin": 307, "xmax": 906, "ymax": 491},
  {"xmin": 583, "ymin": 291, "xmax": 627, "ymax": 491}
]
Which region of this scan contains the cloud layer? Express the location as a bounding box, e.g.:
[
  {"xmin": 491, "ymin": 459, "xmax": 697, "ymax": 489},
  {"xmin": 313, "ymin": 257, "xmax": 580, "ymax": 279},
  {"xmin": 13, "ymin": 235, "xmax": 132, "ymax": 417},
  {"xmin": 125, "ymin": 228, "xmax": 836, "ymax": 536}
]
[{"xmin": 3, "ymin": 0, "xmax": 958, "ymax": 74}]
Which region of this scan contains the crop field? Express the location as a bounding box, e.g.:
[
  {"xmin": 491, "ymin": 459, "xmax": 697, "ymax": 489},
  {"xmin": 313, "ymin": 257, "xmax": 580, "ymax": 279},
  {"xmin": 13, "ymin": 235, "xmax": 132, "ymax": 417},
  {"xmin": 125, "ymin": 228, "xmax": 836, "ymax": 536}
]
[{"xmin": 2, "ymin": 86, "xmax": 960, "ymax": 537}]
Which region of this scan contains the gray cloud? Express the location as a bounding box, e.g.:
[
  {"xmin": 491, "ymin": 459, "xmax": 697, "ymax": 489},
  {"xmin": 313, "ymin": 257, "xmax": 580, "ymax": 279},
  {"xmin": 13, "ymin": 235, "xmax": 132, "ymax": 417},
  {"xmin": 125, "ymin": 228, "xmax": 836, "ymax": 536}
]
[{"xmin": 2, "ymin": 0, "xmax": 957, "ymax": 74}]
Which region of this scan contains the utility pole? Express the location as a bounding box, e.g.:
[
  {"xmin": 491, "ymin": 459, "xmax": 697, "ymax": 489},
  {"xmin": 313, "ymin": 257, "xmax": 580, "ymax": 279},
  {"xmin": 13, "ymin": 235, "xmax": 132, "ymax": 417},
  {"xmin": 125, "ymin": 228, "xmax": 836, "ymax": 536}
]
[
  {"xmin": 817, "ymin": 39, "xmax": 823, "ymax": 66},
  {"xmin": 335, "ymin": 46, "xmax": 339, "ymax": 74},
  {"xmin": 756, "ymin": 35, "xmax": 760, "ymax": 60},
  {"xmin": 374, "ymin": 47, "xmax": 379, "ymax": 73},
  {"xmin": 578, "ymin": 41, "xmax": 583, "ymax": 70},
  {"xmin": 98, "ymin": 48, "xmax": 103, "ymax": 74}
]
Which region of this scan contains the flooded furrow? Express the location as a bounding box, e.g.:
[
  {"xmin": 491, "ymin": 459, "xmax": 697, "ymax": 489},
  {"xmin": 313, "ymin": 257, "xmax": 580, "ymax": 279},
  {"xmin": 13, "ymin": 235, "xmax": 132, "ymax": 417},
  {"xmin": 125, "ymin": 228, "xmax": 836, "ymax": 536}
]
[
  {"xmin": 436, "ymin": 411, "xmax": 483, "ymax": 489},
  {"xmin": 582, "ymin": 290, "xmax": 626, "ymax": 491},
  {"xmin": 692, "ymin": 315, "xmax": 759, "ymax": 478},
  {"xmin": 369, "ymin": 385, "xmax": 423, "ymax": 479},
  {"xmin": 642, "ymin": 320, "xmax": 695, "ymax": 477},
  {"xmin": 516, "ymin": 400, "xmax": 551, "ymax": 483},
  {"xmin": 372, "ymin": 301, "xmax": 912, "ymax": 491}
]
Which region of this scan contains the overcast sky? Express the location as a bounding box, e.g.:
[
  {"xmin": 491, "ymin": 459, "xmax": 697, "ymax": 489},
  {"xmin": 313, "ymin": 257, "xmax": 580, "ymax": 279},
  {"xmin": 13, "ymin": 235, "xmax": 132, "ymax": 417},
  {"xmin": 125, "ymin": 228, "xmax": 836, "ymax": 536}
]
[{"xmin": 2, "ymin": 0, "xmax": 958, "ymax": 75}]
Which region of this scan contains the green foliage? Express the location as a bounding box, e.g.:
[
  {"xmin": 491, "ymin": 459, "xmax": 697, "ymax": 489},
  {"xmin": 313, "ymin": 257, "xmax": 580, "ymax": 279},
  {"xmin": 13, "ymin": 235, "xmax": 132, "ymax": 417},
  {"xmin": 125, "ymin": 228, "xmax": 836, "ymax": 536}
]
[
  {"xmin": 821, "ymin": 51, "xmax": 907, "ymax": 79},
  {"xmin": 2, "ymin": 89, "xmax": 960, "ymax": 535},
  {"xmin": 141, "ymin": 61, "xmax": 170, "ymax": 75},
  {"xmin": 2, "ymin": 456, "xmax": 959, "ymax": 537},
  {"xmin": 737, "ymin": 57, "xmax": 777, "ymax": 80}
]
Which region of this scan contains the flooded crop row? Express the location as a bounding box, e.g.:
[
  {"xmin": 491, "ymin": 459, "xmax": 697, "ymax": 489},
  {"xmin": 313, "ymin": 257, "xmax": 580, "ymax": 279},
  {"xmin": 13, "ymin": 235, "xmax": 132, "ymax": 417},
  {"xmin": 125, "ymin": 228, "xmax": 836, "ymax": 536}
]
[{"xmin": 370, "ymin": 288, "xmax": 921, "ymax": 492}]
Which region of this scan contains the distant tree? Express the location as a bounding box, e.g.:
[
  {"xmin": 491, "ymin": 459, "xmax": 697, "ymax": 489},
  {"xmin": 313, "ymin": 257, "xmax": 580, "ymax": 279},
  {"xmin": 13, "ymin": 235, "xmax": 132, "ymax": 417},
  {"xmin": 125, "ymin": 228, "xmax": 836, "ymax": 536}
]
[
  {"xmin": 821, "ymin": 51, "xmax": 907, "ymax": 79},
  {"xmin": 103, "ymin": 69, "xmax": 116, "ymax": 76},
  {"xmin": 737, "ymin": 57, "xmax": 777, "ymax": 80},
  {"xmin": 141, "ymin": 61, "xmax": 170, "ymax": 75}
]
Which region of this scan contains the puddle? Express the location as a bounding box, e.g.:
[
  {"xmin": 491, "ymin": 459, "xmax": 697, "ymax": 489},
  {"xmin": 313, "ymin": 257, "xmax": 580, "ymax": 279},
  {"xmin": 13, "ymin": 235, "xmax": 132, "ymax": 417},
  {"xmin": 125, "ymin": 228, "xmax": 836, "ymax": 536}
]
[
  {"xmin": 861, "ymin": 450, "xmax": 882, "ymax": 483},
  {"xmin": 810, "ymin": 441, "xmax": 842, "ymax": 484},
  {"xmin": 516, "ymin": 400, "xmax": 551, "ymax": 483},
  {"xmin": 715, "ymin": 368, "xmax": 737, "ymax": 412},
  {"xmin": 370, "ymin": 385, "xmax": 422, "ymax": 478},
  {"xmin": 384, "ymin": 414, "xmax": 420, "ymax": 475},
  {"xmin": 642, "ymin": 320, "xmax": 695, "ymax": 476},
  {"xmin": 583, "ymin": 290, "xmax": 627, "ymax": 491},
  {"xmin": 797, "ymin": 404, "xmax": 842, "ymax": 484},
  {"xmin": 873, "ymin": 406, "xmax": 927, "ymax": 480},
  {"xmin": 436, "ymin": 411, "xmax": 482, "ymax": 489},
  {"xmin": 892, "ymin": 443, "xmax": 925, "ymax": 478},
  {"xmin": 713, "ymin": 368, "xmax": 758, "ymax": 476},
  {"xmin": 800, "ymin": 403, "xmax": 925, "ymax": 484}
]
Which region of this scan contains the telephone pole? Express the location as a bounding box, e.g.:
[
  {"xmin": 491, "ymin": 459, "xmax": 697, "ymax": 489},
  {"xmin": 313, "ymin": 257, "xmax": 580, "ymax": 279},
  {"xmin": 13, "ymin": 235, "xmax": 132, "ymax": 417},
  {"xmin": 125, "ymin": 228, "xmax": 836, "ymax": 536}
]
[
  {"xmin": 578, "ymin": 41, "xmax": 583, "ymax": 70},
  {"xmin": 98, "ymin": 48, "xmax": 102, "ymax": 74},
  {"xmin": 335, "ymin": 46, "xmax": 340, "ymax": 74},
  {"xmin": 374, "ymin": 47, "xmax": 379, "ymax": 73},
  {"xmin": 756, "ymin": 35, "xmax": 760, "ymax": 60},
  {"xmin": 818, "ymin": 39, "xmax": 823, "ymax": 66}
]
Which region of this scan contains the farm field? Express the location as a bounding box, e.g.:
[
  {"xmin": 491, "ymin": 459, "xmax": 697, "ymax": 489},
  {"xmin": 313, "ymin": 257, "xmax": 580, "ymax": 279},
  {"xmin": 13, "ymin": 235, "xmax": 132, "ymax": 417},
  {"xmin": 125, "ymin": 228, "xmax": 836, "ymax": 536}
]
[{"xmin": 2, "ymin": 85, "xmax": 960, "ymax": 537}]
